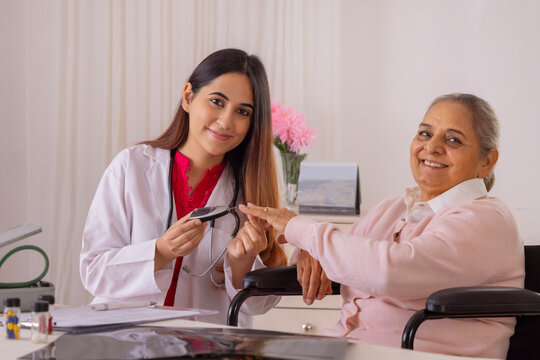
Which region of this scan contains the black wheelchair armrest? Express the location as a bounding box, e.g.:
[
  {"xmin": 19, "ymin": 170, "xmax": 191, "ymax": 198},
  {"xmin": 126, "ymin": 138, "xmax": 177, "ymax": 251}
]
[
  {"xmin": 402, "ymin": 286, "xmax": 540, "ymax": 350},
  {"xmin": 227, "ymin": 265, "xmax": 341, "ymax": 326},
  {"xmin": 242, "ymin": 265, "xmax": 303, "ymax": 292},
  {"xmin": 425, "ymin": 286, "xmax": 540, "ymax": 314}
]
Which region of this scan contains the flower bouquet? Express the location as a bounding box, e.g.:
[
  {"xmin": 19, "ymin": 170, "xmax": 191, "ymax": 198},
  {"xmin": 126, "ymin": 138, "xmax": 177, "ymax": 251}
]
[{"xmin": 271, "ymin": 101, "xmax": 317, "ymax": 209}]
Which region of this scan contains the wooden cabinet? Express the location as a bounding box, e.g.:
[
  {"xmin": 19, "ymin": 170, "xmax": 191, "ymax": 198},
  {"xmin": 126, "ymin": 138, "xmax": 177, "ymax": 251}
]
[
  {"xmin": 252, "ymin": 214, "xmax": 360, "ymax": 334},
  {"xmin": 253, "ymin": 294, "xmax": 343, "ymax": 335}
]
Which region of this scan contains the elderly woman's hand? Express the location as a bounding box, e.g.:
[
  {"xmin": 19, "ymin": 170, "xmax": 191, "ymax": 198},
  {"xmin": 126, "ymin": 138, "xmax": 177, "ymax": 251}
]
[
  {"xmin": 238, "ymin": 203, "xmax": 297, "ymax": 236},
  {"xmin": 297, "ymin": 250, "xmax": 333, "ymax": 305}
]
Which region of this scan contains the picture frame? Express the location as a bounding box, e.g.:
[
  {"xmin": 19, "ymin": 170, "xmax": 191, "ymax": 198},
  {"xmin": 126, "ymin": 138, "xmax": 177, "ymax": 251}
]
[{"xmin": 298, "ymin": 162, "xmax": 360, "ymax": 215}]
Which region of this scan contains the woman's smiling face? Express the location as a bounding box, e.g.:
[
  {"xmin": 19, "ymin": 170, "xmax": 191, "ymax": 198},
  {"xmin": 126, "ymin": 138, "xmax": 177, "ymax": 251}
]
[
  {"xmin": 180, "ymin": 72, "xmax": 253, "ymax": 163},
  {"xmin": 410, "ymin": 100, "xmax": 493, "ymax": 201}
]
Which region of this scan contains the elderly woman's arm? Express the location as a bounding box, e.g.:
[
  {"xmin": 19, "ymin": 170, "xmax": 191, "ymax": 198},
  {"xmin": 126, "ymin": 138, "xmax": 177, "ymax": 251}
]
[
  {"xmin": 239, "ymin": 204, "xmax": 334, "ymax": 304},
  {"xmin": 283, "ymin": 198, "xmax": 523, "ymax": 300}
]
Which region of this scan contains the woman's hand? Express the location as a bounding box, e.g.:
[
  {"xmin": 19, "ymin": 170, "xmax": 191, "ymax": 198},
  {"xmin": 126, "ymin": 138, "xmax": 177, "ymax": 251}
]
[
  {"xmin": 154, "ymin": 212, "xmax": 207, "ymax": 271},
  {"xmin": 297, "ymin": 250, "xmax": 333, "ymax": 305},
  {"xmin": 227, "ymin": 215, "xmax": 268, "ymax": 262},
  {"xmin": 227, "ymin": 214, "xmax": 268, "ymax": 288},
  {"xmin": 238, "ymin": 203, "xmax": 297, "ymax": 236}
]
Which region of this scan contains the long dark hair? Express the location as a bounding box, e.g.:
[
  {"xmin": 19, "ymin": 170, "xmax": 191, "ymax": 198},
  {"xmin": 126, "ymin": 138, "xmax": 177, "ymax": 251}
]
[{"xmin": 141, "ymin": 48, "xmax": 286, "ymax": 267}]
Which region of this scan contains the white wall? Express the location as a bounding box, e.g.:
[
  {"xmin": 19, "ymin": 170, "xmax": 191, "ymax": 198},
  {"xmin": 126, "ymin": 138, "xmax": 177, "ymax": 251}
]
[
  {"xmin": 333, "ymin": 0, "xmax": 540, "ymax": 244},
  {"xmin": 0, "ymin": 1, "xmax": 26, "ymax": 230}
]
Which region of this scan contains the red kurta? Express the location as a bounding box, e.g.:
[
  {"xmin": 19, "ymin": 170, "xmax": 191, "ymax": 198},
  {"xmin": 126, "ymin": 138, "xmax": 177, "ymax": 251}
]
[{"xmin": 163, "ymin": 151, "xmax": 225, "ymax": 306}]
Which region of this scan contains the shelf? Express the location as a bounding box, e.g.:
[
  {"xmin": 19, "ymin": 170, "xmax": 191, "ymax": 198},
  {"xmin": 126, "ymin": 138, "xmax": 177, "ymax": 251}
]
[{"xmin": 299, "ymin": 213, "xmax": 361, "ymax": 224}]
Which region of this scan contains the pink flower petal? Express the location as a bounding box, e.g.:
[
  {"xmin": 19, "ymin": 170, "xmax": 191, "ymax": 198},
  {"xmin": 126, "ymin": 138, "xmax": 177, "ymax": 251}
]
[{"xmin": 271, "ymin": 101, "xmax": 317, "ymax": 153}]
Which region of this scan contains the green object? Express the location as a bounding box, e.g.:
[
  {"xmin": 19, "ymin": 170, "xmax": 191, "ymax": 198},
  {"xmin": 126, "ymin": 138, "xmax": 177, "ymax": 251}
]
[{"xmin": 0, "ymin": 245, "xmax": 50, "ymax": 288}]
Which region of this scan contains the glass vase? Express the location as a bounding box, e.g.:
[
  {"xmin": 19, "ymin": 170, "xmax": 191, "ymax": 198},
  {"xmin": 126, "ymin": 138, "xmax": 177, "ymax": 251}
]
[{"xmin": 280, "ymin": 152, "xmax": 307, "ymax": 210}]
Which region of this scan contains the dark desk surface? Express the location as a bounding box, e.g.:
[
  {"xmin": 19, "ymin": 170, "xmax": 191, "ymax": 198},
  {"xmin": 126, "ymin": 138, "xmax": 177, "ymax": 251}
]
[{"xmin": 2, "ymin": 318, "xmax": 494, "ymax": 360}]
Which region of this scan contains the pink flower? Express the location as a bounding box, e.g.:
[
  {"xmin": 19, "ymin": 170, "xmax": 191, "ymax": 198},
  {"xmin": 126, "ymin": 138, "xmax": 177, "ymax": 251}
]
[{"xmin": 271, "ymin": 101, "xmax": 317, "ymax": 153}]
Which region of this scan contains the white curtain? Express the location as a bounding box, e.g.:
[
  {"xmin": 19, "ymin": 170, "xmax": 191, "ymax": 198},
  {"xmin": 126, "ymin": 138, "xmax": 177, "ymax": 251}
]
[{"xmin": 0, "ymin": 0, "xmax": 340, "ymax": 305}]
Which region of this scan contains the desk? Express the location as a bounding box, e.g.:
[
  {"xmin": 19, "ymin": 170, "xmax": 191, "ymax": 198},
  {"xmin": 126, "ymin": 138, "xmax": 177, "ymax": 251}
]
[{"xmin": 2, "ymin": 318, "xmax": 497, "ymax": 360}]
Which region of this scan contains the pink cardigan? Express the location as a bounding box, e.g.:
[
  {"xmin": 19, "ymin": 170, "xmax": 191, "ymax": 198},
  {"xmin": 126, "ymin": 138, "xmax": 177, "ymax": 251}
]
[{"xmin": 284, "ymin": 196, "xmax": 524, "ymax": 359}]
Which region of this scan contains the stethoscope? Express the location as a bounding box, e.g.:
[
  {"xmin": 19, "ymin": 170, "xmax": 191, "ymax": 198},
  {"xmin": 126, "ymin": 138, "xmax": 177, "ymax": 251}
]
[{"xmin": 166, "ymin": 149, "xmax": 240, "ymax": 288}]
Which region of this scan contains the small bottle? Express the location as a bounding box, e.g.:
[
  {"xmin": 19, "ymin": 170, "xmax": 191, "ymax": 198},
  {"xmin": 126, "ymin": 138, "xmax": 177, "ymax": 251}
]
[
  {"xmin": 3, "ymin": 297, "xmax": 21, "ymax": 339},
  {"xmin": 31, "ymin": 301, "xmax": 49, "ymax": 343},
  {"xmin": 37, "ymin": 295, "xmax": 55, "ymax": 334}
]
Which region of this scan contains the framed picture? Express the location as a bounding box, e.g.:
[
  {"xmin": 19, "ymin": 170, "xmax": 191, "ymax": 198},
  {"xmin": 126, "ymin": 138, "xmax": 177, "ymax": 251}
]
[{"xmin": 298, "ymin": 162, "xmax": 360, "ymax": 215}]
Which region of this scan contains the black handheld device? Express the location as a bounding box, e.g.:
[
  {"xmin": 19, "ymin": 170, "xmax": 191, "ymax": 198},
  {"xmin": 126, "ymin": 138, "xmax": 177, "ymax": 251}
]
[{"xmin": 189, "ymin": 206, "xmax": 233, "ymax": 222}]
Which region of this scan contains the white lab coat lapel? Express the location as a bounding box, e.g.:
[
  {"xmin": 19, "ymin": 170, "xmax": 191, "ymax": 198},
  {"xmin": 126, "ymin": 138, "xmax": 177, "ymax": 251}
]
[{"xmin": 144, "ymin": 146, "xmax": 171, "ymax": 232}]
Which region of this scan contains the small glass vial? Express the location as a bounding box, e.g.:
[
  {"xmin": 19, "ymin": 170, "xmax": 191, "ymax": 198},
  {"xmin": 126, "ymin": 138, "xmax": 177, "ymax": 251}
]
[
  {"xmin": 37, "ymin": 295, "xmax": 55, "ymax": 334},
  {"xmin": 31, "ymin": 301, "xmax": 49, "ymax": 343},
  {"xmin": 3, "ymin": 297, "xmax": 21, "ymax": 339}
]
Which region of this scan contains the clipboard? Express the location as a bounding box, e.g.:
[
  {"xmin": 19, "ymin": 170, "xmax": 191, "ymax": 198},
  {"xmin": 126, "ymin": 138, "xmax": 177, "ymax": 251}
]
[{"xmin": 15, "ymin": 305, "xmax": 218, "ymax": 333}]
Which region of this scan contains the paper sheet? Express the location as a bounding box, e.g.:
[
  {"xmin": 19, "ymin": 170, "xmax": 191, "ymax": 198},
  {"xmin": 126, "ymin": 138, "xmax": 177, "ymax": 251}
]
[{"xmin": 18, "ymin": 305, "xmax": 217, "ymax": 330}]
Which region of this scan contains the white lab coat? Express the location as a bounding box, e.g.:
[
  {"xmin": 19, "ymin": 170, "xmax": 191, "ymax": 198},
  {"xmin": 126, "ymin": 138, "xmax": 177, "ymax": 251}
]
[{"xmin": 80, "ymin": 144, "xmax": 279, "ymax": 327}]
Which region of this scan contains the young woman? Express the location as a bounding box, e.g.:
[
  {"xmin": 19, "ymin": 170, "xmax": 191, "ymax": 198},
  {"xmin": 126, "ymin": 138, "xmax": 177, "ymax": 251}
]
[{"xmin": 80, "ymin": 48, "xmax": 287, "ymax": 327}]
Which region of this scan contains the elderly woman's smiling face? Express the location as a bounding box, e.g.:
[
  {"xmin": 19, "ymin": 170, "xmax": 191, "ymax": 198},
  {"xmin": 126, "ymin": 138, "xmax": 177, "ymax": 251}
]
[{"xmin": 410, "ymin": 100, "xmax": 497, "ymax": 202}]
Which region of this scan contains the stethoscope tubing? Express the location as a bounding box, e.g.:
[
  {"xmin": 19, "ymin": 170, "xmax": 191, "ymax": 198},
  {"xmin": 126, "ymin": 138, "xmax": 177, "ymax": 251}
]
[
  {"xmin": 166, "ymin": 149, "xmax": 240, "ymax": 285},
  {"xmin": 182, "ymin": 225, "xmax": 228, "ymax": 277}
]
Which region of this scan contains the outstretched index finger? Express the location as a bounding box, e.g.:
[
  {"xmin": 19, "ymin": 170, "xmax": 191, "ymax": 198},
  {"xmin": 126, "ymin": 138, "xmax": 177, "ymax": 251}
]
[{"xmin": 238, "ymin": 203, "xmax": 269, "ymax": 219}]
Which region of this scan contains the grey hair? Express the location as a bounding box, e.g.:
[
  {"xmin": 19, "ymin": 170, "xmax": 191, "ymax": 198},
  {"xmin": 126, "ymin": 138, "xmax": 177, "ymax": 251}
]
[{"xmin": 427, "ymin": 93, "xmax": 500, "ymax": 191}]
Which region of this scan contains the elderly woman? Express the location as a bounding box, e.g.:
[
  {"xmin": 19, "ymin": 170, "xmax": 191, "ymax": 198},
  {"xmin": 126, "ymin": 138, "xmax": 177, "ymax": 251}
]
[{"xmin": 239, "ymin": 93, "xmax": 524, "ymax": 359}]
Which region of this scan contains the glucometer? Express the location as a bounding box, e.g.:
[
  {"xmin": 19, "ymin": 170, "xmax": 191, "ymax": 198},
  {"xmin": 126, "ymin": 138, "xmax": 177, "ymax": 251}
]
[{"xmin": 189, "ymin": 206, "xmax": 234, "ymax": 222}]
